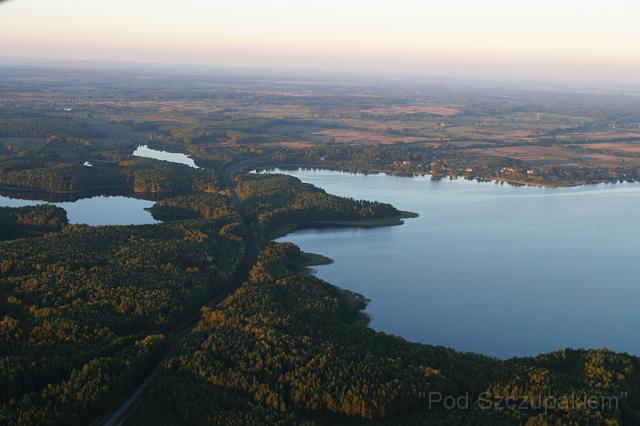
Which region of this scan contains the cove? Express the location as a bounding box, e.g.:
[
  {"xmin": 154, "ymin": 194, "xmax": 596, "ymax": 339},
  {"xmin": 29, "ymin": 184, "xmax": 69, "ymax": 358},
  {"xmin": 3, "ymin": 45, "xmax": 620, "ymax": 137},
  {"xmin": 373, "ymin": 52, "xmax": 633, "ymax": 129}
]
[{"xmin": 272, "ymin": 168, "xmax": 640, "ymax": 359}]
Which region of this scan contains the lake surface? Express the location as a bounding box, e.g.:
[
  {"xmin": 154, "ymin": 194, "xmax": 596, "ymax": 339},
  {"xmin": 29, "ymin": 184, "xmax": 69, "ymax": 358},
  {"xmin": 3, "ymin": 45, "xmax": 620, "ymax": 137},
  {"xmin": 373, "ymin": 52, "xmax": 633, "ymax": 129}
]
[
  {"xmin": 0, "ymin": 195, "xmax": 158, "ymax": 226},
  {"xmin": 273, "ymin": 168, "xmax": 640, "ymax": 358},
  {"xmin": 0, "ymin": 145, "xmax": 199, "ymax": 226},
  {"xmin": 133, "ymin": 145, "xmax": 199, "ymax": 168}
]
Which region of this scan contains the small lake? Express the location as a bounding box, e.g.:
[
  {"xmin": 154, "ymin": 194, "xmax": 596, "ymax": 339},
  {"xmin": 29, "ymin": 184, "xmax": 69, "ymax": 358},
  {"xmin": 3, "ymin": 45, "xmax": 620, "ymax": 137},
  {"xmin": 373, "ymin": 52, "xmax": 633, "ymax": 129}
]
[
  {"xmin": 133, "ymin": 145, "xmax": 199, "ymax": 168},
  {"xmin": 0, "ymin": 145, "xmax": 199, "ymax": 226},
  {"xmin": 273, "ymin": 168, "xmax": 640, "ymax": 358},
  {"xmin": 0, "ymin": 195, "xmax": 157, "ymax": 226}
]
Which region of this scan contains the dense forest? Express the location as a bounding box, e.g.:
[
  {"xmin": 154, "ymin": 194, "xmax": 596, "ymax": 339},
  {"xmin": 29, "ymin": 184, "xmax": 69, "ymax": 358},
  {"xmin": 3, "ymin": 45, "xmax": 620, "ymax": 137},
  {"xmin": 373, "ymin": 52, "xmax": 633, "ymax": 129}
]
[
  {"xmin": 0, "ymin": 160, "xmax": 410, "ymax": 425},
  {"xmin": 235, "ymin": 173, "xmax": 402, "ymax": 237},
  {"xmin": 149, "ymin": 194, "xmax": 238, "ymax": 222},
  {"xmin": 0, "ymin": 218, "xmax": 246, "ymax": 425},
  {"xmin": 1, "ymin": 160, "xmax": 638, "ymax": 425},
  {"xmin": 126, "ymin": 243, "xmax": 640, "ymax": 425},
  {"xmin": 0, "ymin": 153, "xmax": 222, "ymax": 195},
  {"xmin": 0, "ymin": 205, "xmax": 67, "ymax": 241}
]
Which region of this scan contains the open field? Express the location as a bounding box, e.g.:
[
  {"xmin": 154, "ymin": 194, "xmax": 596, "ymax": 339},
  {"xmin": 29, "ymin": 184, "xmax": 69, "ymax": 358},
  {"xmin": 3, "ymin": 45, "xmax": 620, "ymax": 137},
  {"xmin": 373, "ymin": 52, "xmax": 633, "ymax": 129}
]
[
  {"xmin": 2, "ymin": 65, "xmax": 640, "ymax": 186},
  {"xmin": 310, "ymin": 128, "xmax": 421, "ymax": 144},
  {"xmin": 471, "ymin": 145, "xmax": 640, "ymax": 167}
]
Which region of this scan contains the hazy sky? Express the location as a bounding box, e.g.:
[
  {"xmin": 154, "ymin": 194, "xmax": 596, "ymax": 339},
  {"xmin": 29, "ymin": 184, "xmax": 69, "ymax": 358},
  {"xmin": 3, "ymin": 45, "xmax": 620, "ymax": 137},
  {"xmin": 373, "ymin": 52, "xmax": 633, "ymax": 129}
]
[{"xmin": 1, "ymin": 0, "xmax": 639, "ymax": 84}]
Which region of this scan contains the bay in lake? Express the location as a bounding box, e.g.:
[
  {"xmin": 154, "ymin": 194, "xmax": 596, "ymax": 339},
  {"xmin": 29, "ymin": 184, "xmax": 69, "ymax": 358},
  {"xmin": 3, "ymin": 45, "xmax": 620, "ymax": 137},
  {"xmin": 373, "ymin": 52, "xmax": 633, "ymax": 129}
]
[{"xmin": 273, "ymin": 168, "xmax": 640, "ymax": 358}]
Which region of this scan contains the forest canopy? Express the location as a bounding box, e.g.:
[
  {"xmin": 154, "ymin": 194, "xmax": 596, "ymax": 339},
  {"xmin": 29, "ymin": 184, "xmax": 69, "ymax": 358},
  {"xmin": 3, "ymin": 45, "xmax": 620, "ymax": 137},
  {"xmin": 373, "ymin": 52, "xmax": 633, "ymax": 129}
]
[
  {"xmin": 127, "ymin": 243, "xmax": 640, "ymax": 425},
  {"xmin": 0, "ymin": 219, "xmax": 246, "ymax": 426},
  {"xmin": 0, "ymin": 205, "xmax": 67, "ymax": 241}
]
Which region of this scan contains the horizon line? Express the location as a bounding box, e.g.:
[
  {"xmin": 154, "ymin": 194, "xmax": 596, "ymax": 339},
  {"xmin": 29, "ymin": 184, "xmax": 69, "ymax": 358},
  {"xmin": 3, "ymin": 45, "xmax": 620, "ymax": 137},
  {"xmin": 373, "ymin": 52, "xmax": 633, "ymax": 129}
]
[{"xmin": 1, "ymin": 54, "xmax": 639, "ymax": 96}]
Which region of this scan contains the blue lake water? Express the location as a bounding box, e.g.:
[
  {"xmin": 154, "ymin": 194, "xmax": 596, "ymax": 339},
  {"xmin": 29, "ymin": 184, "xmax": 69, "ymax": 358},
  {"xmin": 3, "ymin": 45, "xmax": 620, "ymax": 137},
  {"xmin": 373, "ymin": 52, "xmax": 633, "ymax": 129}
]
[
  {"xmin": 0, "ymin": 145, "xmax": 198, "ymax": 226},
  {"xmin": 273, "ymin": 168, "xmax": 640, "ymax": 359},
  {"xmin": 0, "ymin": 195, "xmax": 157, "ymax": 226},
  {"xmin": 133, "ymin": 145, "xmax": 199, "ymax": 168}
]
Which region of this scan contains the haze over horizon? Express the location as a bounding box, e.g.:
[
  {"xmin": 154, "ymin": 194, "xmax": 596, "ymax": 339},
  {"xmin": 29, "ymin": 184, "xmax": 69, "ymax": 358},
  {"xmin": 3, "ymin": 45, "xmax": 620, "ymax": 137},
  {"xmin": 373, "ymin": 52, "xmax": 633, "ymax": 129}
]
[{"xmin": 1, "ymin": 0, "xmax": 639, "ymax": 87}]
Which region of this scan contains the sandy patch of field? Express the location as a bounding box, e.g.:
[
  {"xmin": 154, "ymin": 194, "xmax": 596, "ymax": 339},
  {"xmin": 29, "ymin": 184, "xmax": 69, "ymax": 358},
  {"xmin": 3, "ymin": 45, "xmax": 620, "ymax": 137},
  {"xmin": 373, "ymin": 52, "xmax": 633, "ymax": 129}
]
[
  {"xmin": 554, "ymin": 131, "xmax": 640, "ymax": 142},
  {"xmin": 238, "ymin": 104, "xmax": 314, "ymax": 119},
  {"xmin": 584, "ymin": 142, "xmax": 640, "ymax": 153},
  {"xmin": 445, "ymin": 125, "xmax": 543, "ymax": 141},
  {"xmin": 311, "ymin": 129, "xmax": 420, "ymax": 144},
  {"xmin": 586, "ymin": 153, "xmax": 640, "ymax": 165},
  {"xmin": 271, "ymin": 140, "xmax": 317, "ymax": 148},
  {"xmin": 473, "ymin": 146, "xmax": 577, "ymax": 161},
  {"xmin": 449, "ymin": 140, "xmax": 499, "ymax": 148},
  {"xmin": 363, "ymin": 105, "xmax": 461, "ymax": 116},
  {"xmin": 469, "ymin": 145, "xmax": 640, "ymax": 167}
]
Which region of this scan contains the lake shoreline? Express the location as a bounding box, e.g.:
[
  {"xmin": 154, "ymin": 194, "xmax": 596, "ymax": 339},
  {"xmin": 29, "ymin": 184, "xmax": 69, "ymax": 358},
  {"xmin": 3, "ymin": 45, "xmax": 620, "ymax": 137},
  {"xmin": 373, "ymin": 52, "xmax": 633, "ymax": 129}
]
[
  {"xmin": 0, "ymin": 185, "xmax": 172, "ymax": 203},
  {"xmin": 257, "ymin": 163, "xmax": 635, "ymax": 189},
  {"xmin": 272, "ymin": 167, "xmax": 640, "ymax": 358},
  {"xmin": 0, "ymin": 159, "xmax": 632, "ymax": 202},
  {"xmin": 268, "ymin": 210, "xmax": 418, "ymax": 240}
]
